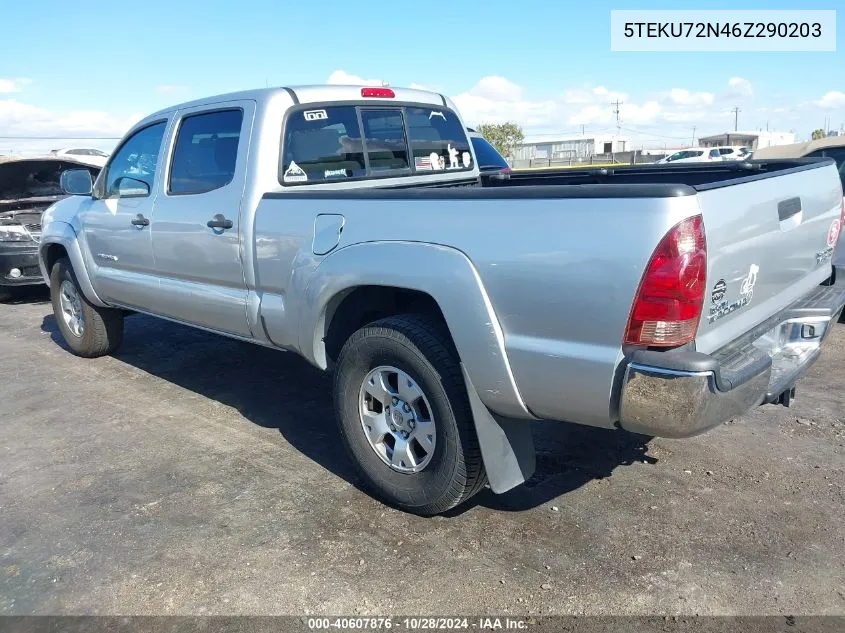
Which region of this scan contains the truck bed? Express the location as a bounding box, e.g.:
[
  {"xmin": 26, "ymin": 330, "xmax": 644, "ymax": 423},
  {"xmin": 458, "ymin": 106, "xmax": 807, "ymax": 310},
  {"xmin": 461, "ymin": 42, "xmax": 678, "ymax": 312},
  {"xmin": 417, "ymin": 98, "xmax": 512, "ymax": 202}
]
[
  {"xmin": 263, "ymin": 156, "xmax": 842, "ymax": 428},
  {"xmin": 484, "ymin": 158, "xmax": 831, "ymax": 191}
]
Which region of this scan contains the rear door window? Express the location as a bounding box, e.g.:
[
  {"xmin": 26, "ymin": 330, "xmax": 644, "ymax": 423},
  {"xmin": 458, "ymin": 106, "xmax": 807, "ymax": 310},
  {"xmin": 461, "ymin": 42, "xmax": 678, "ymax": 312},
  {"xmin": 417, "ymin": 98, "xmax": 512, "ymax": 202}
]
[
  {"xmin": 709, "ymin": 149, "xmax": 721, "ymax": 159},
  {"xmin": 282, "ymin": 106, "xmax": 365, "ymax": 184},
  {"xmin": 406, "ymin": 107, "xmax": 472, "ymax": 172},
  {"xmin": 169, "ymin": 109, "xmax": 243, "ymax": 195}
]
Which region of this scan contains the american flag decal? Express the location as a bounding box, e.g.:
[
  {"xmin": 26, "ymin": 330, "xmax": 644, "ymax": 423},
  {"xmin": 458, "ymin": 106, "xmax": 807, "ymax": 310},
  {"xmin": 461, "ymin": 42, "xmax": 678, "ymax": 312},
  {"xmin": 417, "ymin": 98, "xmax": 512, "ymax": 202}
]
[{"xmin": 415, "ymin": 156, "xmax": 432, "ymax": 169}]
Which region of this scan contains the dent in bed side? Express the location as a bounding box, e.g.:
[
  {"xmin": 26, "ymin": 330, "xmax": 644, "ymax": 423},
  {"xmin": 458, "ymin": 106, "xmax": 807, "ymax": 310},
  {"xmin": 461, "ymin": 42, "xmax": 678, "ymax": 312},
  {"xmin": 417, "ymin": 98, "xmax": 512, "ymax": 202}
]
[
  {"xmin": 295, "ymin": 240, "xmax": 534, "ymax": 421},
  {"xmin": 37, "ymin": 220, "xmax": 108, "ymax": 307}
]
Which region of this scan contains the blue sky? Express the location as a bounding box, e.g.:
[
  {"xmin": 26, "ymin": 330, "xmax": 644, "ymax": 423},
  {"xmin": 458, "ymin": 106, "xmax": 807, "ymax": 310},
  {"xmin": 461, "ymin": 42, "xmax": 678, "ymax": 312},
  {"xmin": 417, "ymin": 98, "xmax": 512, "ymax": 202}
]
[{"xmin": 1, "ymin": 0, "xmax": 843, "ymax": 152}]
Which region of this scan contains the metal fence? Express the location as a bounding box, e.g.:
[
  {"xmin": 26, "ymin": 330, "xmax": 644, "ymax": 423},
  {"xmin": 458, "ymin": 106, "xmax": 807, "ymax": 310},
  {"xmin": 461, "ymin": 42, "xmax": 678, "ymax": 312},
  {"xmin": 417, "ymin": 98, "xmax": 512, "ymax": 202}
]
[{"xmin": 511, "ymin": 151, "xmax": 667, "ymax": 169}]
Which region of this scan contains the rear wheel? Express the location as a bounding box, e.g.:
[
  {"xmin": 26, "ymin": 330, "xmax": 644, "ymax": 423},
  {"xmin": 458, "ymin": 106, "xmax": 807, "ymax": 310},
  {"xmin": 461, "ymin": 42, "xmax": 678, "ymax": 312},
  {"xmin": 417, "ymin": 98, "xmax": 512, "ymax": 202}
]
[
  {"xmin": 50, "ymin": 257, "xmax": 124, "ymax": 357},
  {"xmin": 333, "ymin": 314, "xmax": 487, "ymax": 515}
]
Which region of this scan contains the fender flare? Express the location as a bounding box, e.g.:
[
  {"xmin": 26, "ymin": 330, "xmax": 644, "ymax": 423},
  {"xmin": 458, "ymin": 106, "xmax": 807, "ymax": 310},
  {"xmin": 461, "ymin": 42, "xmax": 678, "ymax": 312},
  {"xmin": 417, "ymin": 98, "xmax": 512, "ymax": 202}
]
[
  {"xmin": 299, "ymin": 240, "xmax": 537, "ymax": 494},
  {"xmin": 38, "ymin": 222, "xmax": 108, "ymax": 307}
]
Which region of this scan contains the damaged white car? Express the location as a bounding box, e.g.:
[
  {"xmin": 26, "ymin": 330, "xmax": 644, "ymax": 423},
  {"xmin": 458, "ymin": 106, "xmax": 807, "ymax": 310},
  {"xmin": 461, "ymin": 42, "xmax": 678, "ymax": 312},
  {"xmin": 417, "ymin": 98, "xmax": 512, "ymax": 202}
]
[{"xmin": 0, "ymin": 157, "xmax": 100, "ymax": 302}]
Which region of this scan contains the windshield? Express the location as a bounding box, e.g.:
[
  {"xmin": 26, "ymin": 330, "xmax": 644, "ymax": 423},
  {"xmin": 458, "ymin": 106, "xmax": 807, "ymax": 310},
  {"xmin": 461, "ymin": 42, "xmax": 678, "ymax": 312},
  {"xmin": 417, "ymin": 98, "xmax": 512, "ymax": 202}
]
[{"xmin": 470, "ymin": 136, "xmax": 509, "ymax": 170}]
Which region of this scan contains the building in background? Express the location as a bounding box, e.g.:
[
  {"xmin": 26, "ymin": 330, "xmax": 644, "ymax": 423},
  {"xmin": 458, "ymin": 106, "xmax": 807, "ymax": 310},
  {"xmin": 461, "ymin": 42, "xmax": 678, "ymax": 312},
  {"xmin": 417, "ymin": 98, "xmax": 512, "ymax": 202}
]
[
  {"xmin": 513, "ymin": 133, "xmax": 631, "ymax": 162},
  {"xmin": 698, "ymin": 131, "xmax": 795, "ymax": 151}
]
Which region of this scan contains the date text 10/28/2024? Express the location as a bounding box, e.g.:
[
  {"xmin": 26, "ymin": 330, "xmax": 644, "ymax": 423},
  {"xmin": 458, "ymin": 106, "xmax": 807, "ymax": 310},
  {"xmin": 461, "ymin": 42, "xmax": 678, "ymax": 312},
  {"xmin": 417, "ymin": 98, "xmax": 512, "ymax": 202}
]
[{"xmin": 307, "ymin": 617, "xmax": 529, "ymax": 630}]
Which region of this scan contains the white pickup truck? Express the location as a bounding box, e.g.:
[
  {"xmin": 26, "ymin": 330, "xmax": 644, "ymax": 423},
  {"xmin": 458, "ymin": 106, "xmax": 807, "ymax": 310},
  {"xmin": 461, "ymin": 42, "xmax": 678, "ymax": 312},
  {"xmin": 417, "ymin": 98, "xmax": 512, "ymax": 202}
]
[{"xmin": 39, "ymin": 85, "xmax": 845, "ymax": 514}]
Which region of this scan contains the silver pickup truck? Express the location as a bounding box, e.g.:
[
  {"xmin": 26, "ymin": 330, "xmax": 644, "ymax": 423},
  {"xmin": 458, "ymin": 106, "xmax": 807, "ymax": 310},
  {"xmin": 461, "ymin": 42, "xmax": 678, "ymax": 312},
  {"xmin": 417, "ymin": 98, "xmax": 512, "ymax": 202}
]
[{"xmin": 39, "ymin": 85, "xmax": 845, "ymax": 515}]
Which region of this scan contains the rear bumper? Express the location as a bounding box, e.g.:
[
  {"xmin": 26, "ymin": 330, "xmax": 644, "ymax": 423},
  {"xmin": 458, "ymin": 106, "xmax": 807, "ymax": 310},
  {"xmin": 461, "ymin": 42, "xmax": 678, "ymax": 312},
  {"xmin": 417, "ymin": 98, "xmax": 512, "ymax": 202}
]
[
  {"xmin": 0, "ymin": 242, "xmax": 43, "ymax": 287},
  {"xmin": 619, "ymin": 267, "xmax": 845, "ymax": 438}
]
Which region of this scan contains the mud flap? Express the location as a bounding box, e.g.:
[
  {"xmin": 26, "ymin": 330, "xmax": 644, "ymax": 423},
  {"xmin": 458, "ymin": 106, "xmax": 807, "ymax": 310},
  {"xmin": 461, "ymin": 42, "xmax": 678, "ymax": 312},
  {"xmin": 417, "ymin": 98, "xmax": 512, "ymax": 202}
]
[{"xmin": 461, "ymin": 364, "xmax": 536, "ymax": 493}]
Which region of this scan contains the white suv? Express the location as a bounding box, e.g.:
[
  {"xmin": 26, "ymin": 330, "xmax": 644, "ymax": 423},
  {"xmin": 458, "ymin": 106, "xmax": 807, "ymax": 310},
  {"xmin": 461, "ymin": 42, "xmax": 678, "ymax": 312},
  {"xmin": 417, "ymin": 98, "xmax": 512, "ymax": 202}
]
[{"xmin": 657, "ymin": 148, "xmax": 725, "ymax": 164}]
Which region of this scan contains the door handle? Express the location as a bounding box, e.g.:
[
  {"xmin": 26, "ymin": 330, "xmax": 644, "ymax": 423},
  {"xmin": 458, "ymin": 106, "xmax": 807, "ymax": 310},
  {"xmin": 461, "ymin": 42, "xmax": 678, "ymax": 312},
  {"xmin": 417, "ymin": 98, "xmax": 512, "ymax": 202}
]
[
  {"xmin": 131, "ymin": 214, "xmax": 150, "ymax": 227},
  {"xmin": 207, "ymin": 214, "xmax": 234, "ymax": 230}
]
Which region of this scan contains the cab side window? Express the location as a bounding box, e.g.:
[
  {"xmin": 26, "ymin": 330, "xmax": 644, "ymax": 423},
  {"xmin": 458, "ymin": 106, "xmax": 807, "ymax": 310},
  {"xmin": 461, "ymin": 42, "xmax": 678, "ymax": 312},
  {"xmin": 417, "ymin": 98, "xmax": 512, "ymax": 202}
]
[
  {"xmin": 103, "ymin": 122, "xmax": 167, "ymax": 198},
  {"xmin": 169, "ymin": 109, "xmax": 244, "ymax": 195}
]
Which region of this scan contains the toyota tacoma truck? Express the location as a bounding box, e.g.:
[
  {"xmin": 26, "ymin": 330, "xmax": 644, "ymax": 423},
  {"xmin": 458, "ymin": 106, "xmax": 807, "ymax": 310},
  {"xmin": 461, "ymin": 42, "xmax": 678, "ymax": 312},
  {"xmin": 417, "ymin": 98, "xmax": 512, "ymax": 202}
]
[{"xmin": 38, "ymin": 85, "xmax": 845, "ymax": 515}]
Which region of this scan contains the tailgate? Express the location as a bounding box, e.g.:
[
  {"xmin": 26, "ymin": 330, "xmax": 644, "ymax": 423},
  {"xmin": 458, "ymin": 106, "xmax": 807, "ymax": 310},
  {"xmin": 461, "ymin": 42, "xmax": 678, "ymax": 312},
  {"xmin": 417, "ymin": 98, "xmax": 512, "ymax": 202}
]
[{"xmin": 695, "ymin": 161, "xmax": 843, "ymax": 354}]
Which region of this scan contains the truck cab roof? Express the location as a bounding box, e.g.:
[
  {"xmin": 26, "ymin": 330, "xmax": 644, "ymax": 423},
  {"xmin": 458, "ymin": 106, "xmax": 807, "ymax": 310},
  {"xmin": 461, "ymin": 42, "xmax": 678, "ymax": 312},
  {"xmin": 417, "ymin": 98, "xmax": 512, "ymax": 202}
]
[{"xmin": 143, "ymin": 85, "xmax": 452, "ymax": 123}]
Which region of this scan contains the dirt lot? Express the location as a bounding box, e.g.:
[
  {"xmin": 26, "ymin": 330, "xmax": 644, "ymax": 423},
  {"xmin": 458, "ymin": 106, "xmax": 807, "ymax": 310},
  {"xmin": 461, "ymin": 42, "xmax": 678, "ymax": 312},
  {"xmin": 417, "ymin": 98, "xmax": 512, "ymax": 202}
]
[{"xmin": 1, "ymin": 288, "xmax": 844, "ymax": 616}]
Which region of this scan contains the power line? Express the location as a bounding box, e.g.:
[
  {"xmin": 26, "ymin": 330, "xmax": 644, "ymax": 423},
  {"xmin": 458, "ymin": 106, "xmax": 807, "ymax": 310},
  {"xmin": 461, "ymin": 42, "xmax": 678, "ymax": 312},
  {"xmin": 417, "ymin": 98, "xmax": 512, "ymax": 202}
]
[{"xmin": 610, "ymin": 100, "xmax": 623, "ymax": 134}]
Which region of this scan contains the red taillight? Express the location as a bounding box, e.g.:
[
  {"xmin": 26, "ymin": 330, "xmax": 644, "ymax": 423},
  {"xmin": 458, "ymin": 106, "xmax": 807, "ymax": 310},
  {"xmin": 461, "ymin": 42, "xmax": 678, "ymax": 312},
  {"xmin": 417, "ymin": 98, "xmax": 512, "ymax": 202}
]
[
  {"xmin": 624, "ymin": 215, "xmax": 707, "ymax": 347},
  {"xmin": 361, "ymin": 87, "xmax": 395, "ymax": 98}
]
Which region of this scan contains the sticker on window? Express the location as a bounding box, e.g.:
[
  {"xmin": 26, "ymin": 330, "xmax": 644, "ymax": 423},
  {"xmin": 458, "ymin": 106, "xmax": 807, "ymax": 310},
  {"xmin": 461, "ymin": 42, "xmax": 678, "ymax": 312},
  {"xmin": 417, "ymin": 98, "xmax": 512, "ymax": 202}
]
[
  {"xmin": 428, "ymin": 111, "xmax": 446, "ymax": 121},
  {"xmin": 304, "ymin": 109, "xmax": 328, "ymax": 121},
  {"xmin": 324, "ymin": 168, "xmax": 347, "ymax": 178},
  {"xmin": 415, "ymin": 155, "xmax": 433, "ymax": 170},
  {"xmin": 284, "ymin": 161, "xmax": 308, "ymax": 183}
]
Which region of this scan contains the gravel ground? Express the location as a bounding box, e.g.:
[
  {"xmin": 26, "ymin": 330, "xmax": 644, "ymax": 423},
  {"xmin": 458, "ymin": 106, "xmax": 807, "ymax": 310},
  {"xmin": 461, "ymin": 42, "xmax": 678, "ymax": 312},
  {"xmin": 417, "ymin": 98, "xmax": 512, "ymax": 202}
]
[{"xmin": 1, "ymin": 287, "xmax": 843, "ymax": 616}]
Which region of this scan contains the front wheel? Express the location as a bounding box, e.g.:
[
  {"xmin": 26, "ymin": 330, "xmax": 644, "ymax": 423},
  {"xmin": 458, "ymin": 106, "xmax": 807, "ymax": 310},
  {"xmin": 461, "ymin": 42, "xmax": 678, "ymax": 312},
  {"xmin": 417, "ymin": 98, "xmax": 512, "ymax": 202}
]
[
  {"xmin": 333, "ymin": 314, "xmax": 487, "ymax": 515},
  {"xmin": 50, "ymin": 257, "xmax": 124, "ymax": 357}
]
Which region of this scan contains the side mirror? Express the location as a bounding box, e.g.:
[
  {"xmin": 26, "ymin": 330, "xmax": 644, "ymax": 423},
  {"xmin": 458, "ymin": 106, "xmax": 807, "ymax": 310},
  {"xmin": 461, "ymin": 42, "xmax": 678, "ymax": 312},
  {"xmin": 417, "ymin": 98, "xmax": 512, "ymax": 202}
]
[
  {"xmin": 113, "ymin": 176, "xmax": 150, "ymax": 198},
  {"xmin": 60, "ymin": 169, "xmax": 93, "ymax": 196}
]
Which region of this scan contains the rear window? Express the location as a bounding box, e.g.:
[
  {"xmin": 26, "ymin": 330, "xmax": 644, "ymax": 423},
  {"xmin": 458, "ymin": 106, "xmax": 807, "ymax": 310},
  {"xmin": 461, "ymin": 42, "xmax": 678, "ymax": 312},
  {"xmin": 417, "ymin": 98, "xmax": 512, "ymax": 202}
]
[
  {"xmin": 718, "ymin": 148, "xmax": 734, "ymax": 155},
  {"xmin": 470, "ymin": 136, "xmax": 509, "ymax": 170},
  {"xmin": 709, "ymin": 149, "xmax": 721, "ymax": 158},
  {"xmin": 361, "ymin": 109, "xmax": 409, "ymax": 172},
  {"xmin": 282, "ymin": 106, "xmax": 365, "ymax": 184},
  {"xmin": 281, "ymin": 104, "xmax": 472, "ymax": 185}
]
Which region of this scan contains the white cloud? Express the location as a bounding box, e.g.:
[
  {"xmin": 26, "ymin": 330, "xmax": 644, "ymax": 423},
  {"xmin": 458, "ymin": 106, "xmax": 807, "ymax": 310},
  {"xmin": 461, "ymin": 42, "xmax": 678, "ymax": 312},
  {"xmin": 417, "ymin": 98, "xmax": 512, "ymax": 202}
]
[
  {"xmin": 727, "ymin": 77, "xmax": 753, "ymax": 98},
  {"xmin": 452, "ymin": 76, "xmax": 557, "ymax": 127},
  {"xmin": 327, "ymin": 70, "xmax": 382, "ymax": 86},
  {"xmin": 562, "ymin": 86, "xmax": 627, "ymax": 105},
  {"xmin": 667, "ymin": 88, "xmax": 714, "ymax": 106},
  {"xmin": 0, "ymin": 78, "xmax": 32, "ymax": 93},
  {"xmin": 0, "ymin": 98, "xmax": 142, "ymax": 154},
  {"xmin": 816, "ymin": 91, "xmax": 845, "ymax": 109}
]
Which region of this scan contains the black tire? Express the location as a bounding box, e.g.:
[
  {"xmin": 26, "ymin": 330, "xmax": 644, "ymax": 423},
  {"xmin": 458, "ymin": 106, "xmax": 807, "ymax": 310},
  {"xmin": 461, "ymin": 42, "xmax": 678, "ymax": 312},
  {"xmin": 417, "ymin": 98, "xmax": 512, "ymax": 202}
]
[
  {"xmin": 50, "ymin": 257, "xmax": 123, "ymax": 357},
  {"xmin": 333, "ymin": 314, "xmax": 487, "ymax": 515}
]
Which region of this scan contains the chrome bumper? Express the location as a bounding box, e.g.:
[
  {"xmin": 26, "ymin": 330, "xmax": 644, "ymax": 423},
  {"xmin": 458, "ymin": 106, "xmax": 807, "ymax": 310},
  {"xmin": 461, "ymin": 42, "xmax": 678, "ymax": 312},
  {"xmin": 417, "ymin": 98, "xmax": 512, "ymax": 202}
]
[{"xmin": 619, "ymin": 270, "xmax": 845, "ymax": 438}]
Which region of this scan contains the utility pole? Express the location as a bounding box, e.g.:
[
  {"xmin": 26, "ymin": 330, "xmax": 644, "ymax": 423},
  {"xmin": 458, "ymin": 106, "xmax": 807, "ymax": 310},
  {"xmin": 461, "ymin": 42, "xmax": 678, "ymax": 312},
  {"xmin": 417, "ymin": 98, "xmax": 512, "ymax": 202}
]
[
  {"xmin": 691, "ymin": 126, "xmax": 696, "ymax": 147},
  {"xmin": 731, "ymin": 106, "xmax": 741, "ymax": 131},
  {"xmin": 581, "ymin": 124, "xmax": 585, "ymax": 136},
  {"xmin": 610, "ymin": 99, "xmax": 623, "ymax": 162}
]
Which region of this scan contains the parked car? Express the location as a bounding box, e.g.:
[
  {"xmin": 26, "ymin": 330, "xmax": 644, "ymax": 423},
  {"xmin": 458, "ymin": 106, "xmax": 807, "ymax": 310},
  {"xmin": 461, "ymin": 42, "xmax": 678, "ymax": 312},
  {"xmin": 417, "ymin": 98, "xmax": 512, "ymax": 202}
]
[
  {"xmin": 49, "ymin": 148, "xmax": 110, "ymax": 168},
  {"xmin": 715, "ymin": 146, "xmax": 750, "ymax": 161},
  {"xmin": 754, "ymin": 137, "xmax": 845, "ymax": 270},
  {"xmin": 0, "ymin": 156, "xmax": 100, "ymax": 302},
  {"xmin": 39, "ymin": 85, "xmax": 845, "ymax": 515},
  {"xmin": 657, "ymin": 148, "xmax": 725, "ymax": 164},
  {"xmin": 466, "ymin": 129, "xmax": 511, "ymax": 175}
]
